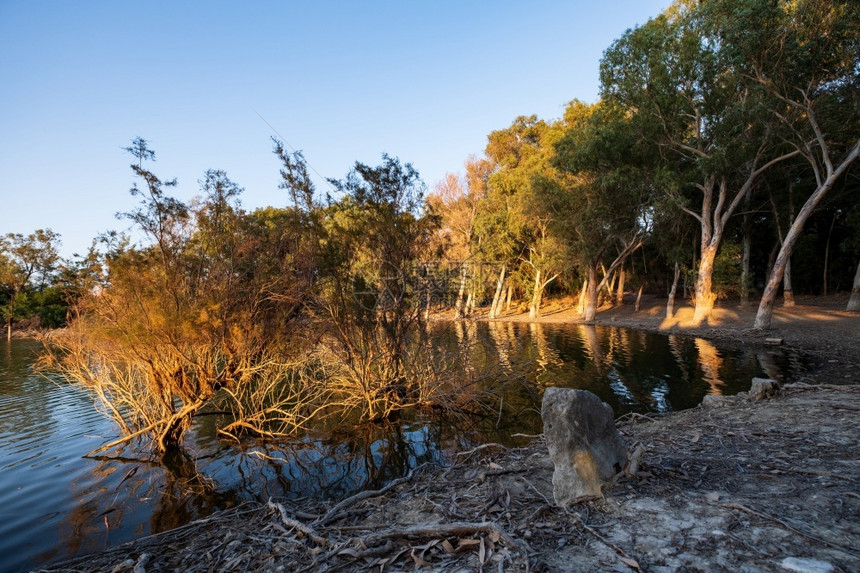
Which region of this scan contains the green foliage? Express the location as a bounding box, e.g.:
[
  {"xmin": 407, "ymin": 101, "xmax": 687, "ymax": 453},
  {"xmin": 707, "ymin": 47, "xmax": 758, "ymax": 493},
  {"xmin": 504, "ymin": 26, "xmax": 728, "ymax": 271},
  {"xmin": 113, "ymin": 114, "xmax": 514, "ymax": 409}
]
[{"xmin": 0, "ymin": 228, "xmax": 66, "ymax": 333}]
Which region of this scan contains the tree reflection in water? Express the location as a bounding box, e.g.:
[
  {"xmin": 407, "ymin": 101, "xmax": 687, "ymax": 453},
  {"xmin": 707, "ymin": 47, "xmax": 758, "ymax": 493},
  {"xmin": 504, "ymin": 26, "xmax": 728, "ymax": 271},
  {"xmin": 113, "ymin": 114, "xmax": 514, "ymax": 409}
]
[
  {"xmin": 694, "ymin": 338, "xmax": 726, "ymax": 395},
  {"xmin": 25, "ymin": 323, "xmax": 808, "ymax": 568},
  {"xmin": 45, "ymin": 449, "xmax": 237, "ymax": 565}
]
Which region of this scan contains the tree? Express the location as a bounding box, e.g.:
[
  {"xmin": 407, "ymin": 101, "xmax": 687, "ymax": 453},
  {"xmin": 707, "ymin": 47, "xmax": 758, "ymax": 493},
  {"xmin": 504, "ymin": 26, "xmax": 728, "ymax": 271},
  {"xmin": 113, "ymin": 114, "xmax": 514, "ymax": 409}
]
[
  {"xmin": 480, "ymin": 116, "xmax": 568, "ymax": 319},
  {"xmin": 0, "ymin": 229, "xmax": 61, "ymax": 339},
  {"xmin": 708, "ymin": 0, "xmax": 860, "ymax": 328},
  {"xmin": 425, "ymin": 160, "xmax": 485, "ymax": 318},
  {"xmin": 600, "ymin": 3, "xmax": 800, "ymax": 323},
  {"xmin": 46, "ymin": 139, "xmax": 320, "ymax": 456},
  {"xmin": 552, "ymin": 100, "xmax": 653, "ymax": 321},
  {"xmin": 313, "ymin": 154, "xmax": 449, "ymax": 421}
]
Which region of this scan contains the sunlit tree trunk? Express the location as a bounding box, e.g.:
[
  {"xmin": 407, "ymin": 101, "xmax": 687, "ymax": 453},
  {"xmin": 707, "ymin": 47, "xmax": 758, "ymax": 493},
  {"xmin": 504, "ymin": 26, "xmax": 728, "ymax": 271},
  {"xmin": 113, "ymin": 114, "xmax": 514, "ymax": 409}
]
[
  {"xmin": 5, "ymin": 288, "xmax": 16, "ymax": 342},
  {"xmin": 615, "ymin": 266, "xmax": 626, "ymax": 306},
  {"xmin": 667, "ymin": 262, "xmax": 681, "ymax": 319},
  {"xmin": 635, "ymin": 283, "xmax": 644, "ymax": 312},
  {"xmin": 489, "ymin": 264, "xmax": 506, "ymax": 319},
  {"xmin": 756, "ymin": 140, "xmax": 860, "ymax": 329},
  {"xmin": 505, "ymin": 283, "xmax": 513, "ymax": 311},
  {"xmin": 529, "ymin": 268, "xmax": 542, "ymax": 319},
  {"xmin": 576, "ymin": 280, "xmax": 587, "ymax": 314},
  {"xmin": 454, "ymin": 263, "xmax": 468, "ymax": 319},
  {"xmin": 584, "ymin": 264, "xmax": 599, "ymax": 322},
  {"xmin": 847, "ymin": 259, "xmax": 860, "ymax": 312},
  {"xmin": 693, "ymin": 244, "xmax": 719, "ymax": 323}
]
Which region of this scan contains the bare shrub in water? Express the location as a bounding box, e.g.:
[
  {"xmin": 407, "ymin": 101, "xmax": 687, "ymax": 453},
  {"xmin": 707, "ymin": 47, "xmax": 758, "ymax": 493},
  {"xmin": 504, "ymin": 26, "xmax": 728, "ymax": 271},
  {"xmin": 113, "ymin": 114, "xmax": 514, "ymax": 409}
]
[{"xmin": 41, "ymin": 141, "xmax": 319, "ymax": 457}]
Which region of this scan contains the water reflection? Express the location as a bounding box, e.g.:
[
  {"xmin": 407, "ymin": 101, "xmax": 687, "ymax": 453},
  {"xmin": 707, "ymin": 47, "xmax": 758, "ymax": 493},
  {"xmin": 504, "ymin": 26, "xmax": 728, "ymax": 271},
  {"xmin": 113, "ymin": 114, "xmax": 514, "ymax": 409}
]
[
  {"xmin": 1, "ymin": 326, "xmax": 809, "ymax": 572},
  {"xmin": 694, "ymin": 338, "xmax": 726, "ymax": 395}
]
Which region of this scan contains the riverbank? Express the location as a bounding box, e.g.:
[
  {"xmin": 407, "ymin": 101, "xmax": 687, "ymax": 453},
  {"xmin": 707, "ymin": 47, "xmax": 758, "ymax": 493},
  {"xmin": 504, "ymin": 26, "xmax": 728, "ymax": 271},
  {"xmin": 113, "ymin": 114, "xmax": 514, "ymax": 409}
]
[{"xmin": 34, "ymin": 296, "xmax": 860, "ymax": 572}]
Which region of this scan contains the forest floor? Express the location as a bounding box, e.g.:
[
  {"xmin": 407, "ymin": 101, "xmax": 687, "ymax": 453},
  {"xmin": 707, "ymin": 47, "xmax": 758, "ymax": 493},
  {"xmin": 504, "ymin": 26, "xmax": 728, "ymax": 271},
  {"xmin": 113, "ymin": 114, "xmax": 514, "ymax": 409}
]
[{"xmin": 35, "ymin": 295, "xmax": 860, "ymax": 573}]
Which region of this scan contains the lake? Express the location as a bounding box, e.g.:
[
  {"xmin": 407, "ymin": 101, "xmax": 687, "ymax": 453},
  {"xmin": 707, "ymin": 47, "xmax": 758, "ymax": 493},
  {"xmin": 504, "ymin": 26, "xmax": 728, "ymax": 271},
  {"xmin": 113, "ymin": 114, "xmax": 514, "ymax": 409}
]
[{"xmin": 0, "ymin": 323, "xmax": 806, "ymax": 572}]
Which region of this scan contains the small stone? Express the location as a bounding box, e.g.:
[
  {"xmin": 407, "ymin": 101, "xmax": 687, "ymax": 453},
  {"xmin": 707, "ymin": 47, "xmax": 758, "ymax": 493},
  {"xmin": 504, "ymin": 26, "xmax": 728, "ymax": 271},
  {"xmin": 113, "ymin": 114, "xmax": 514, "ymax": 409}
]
[
  {"xmin": 542, "ymin": 388, "xmax": 627, "ymax": 506},
  {"xmin": 749, "ymin": 378, "xmax": 781, "ymax": 402},
  {"xmin": 780, "ymin": 557, "xmax": 834, "ymax": 573}
]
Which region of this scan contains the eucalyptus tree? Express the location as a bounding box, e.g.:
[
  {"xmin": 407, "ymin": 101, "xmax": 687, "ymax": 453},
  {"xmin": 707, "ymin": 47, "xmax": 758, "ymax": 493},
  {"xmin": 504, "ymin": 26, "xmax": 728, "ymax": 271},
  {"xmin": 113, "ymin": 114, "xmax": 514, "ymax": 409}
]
[
  {"xmin": 701, "ymin": 0, "xmax": 860, "ymax": 328},
  {"xmin": 600, "ymin": 2, "xmax": 801, "ymax": 323},
  {"xmin": 552, "ymin": 100, "xmax": 654, "ymax": 321},
  {"xmin": 425, "ymin": 157, "xmax": 489, "ymax": 318},
  {"xmin": 479, "ymin": 115, "xmax": 570, "ymax": 319}
]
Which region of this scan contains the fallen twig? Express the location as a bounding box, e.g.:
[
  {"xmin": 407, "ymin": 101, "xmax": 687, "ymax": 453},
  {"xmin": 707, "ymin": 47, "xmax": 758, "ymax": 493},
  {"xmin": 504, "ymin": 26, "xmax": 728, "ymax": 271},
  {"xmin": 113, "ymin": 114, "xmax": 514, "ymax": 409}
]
[
  {"xmin": 456, "ymin": 443, "xmax": 510, "ymax": 459},
  {"xmin": 268, "ymin": 501, "xmax": 327, "ymax": 546},
  {"xmin": 362, "ymin": 521, "xmax": 521, "ymax": 553},
  {"xmin": 564, "ymin": 509, "xmax": 641, "ymax": 571},
  {"xmin": 317, "ymin": 462, "xmax": 430, "ymax": 526}
]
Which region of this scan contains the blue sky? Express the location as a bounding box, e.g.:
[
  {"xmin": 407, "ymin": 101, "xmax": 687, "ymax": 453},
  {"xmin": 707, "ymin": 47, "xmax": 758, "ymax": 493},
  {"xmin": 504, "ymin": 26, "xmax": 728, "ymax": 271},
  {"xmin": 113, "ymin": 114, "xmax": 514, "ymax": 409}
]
[{"xmin": 0, "ymin": 1, "xmax": 668, "ymax": 258}]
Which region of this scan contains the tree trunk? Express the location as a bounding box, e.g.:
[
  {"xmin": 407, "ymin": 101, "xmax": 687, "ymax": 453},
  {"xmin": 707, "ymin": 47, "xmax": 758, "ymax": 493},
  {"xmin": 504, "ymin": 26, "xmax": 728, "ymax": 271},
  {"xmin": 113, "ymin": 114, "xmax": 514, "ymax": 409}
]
[
  {"xmin": 576, "ymin": 280, "xmax": 587, "ymax": 314},
  {"xmin": 693, "ymin": 244, "xmax": 719, "ymax": 324},
  {"xmin": 667, "ymin": 262, "xmax": 680, "ymax": 319},
  {"xmin": 823, "ymin": 211, "xmax": 838, "ymax": 296},
  {"xmin": 635, "ymin": 283, "xmax": 644, "ymax": 312},
  {"xmin": 454, "ymin": 264, "xmax": 468, "ymax": 319},
  {"xmin": 755, "ymin": 140, "xmax": 860, "ymax": 328},
  {"xmin": 584, "ymin": 264, "xmax": 599, "ymax": 322},
  {"xmin": 6, "ymin": 288, "xmax": 16, "ymax": 342},
  {"xmin": 847, "ymin": 259, "xmax": 860, "ymax": 311},
  {"xmin": 740, "ymin": 191, "xmax": 752, "ymax": 306},
  {"xmin": 782, "ymin": 257, "xmax": 794, "ymax": 307},
  {"xmin": 615, "ymin": 266, "xmax": 626, "ymax": 306},
  {"xmin": 605, "ymin": 267, "xmax": 617, "ymax": 305},
  {"xmin": 528, "ymin": 268, "xmax": 542, "ymax": 319},
  {"xmin": 505, "ymin": 283, "xmax": 513, "ymax": 311},
  {"xmin": 489, "ymin": 265, "xmax": 506, "ymax": 319}
]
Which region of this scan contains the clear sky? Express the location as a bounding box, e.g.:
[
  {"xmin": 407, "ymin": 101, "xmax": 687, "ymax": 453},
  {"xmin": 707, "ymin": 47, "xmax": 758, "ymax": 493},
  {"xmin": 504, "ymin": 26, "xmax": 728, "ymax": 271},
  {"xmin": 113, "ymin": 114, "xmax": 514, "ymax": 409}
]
[{"xmin": 0, "ymin": 1, "xmax": 668, "ymax": 258}]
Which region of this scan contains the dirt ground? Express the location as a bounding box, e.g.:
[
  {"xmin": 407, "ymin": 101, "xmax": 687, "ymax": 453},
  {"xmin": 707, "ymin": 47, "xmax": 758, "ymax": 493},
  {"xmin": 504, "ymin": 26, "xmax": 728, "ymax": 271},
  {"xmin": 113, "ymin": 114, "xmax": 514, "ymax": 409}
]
[{"xmin": 35, "ymin": 295, "xmax": 860, "ymax": 573}]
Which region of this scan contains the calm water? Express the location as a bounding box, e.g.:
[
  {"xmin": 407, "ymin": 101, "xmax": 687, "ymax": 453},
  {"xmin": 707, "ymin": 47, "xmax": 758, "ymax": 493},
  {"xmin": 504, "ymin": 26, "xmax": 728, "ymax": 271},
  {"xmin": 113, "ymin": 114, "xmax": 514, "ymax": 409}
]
[{"xmin": 0, "ymin": 324, "xmax": 807, "ymax": 572}]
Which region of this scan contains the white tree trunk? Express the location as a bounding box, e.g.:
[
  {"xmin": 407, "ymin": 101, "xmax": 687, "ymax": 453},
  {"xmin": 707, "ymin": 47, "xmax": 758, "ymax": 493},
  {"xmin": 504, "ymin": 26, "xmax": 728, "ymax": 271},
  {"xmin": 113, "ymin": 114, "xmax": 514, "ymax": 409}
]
[
  {"xmin": 693, "ymin": 244, "xmax": 719, "ymax": 323},
  {"xmin": 489, "ymin": 265, "xmax": 506, "ymax": 319},
  {"xmin": 755, "ymin": 140, "xmax": 860, "ymax": 328},
  {"xmin": 584, "ymin": 264, "xmax": 599, "ymax": 322},
  {"xmin": 615, "ymin": 266, "xmax": 626, "ymax": 306},
  {"xmin": 667, "ymin": 262, "xmax": 680, "ymax": 319},
  {"xmin": 783, "ymin": 257, "xmax": 794, "ymax": 307},
  {"xmin": 454, "ymin": 263, "xmax": 468, "ymax": 319},
  {"xmin": 847, "ymin": 259, "xmax": 860, "ymax": 311},
  {"xmin": 576, "ymin": 280, "xmax": 587, "ymax": 314},
  {"xmin": 528, "ymin": 268, "xmax": 542, "ymax": 319},
  {"xmin": 740, "ymin": 190, "xmax": 752, "ymax": 306}
]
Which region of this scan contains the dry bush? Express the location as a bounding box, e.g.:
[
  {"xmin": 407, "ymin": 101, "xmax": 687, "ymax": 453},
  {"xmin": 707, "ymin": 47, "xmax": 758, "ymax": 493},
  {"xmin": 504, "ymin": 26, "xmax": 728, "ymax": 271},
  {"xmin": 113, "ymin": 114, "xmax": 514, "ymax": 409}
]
[{"xmin": 312, "ymin": 324, "xmax": 508, "ymax": 425}]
